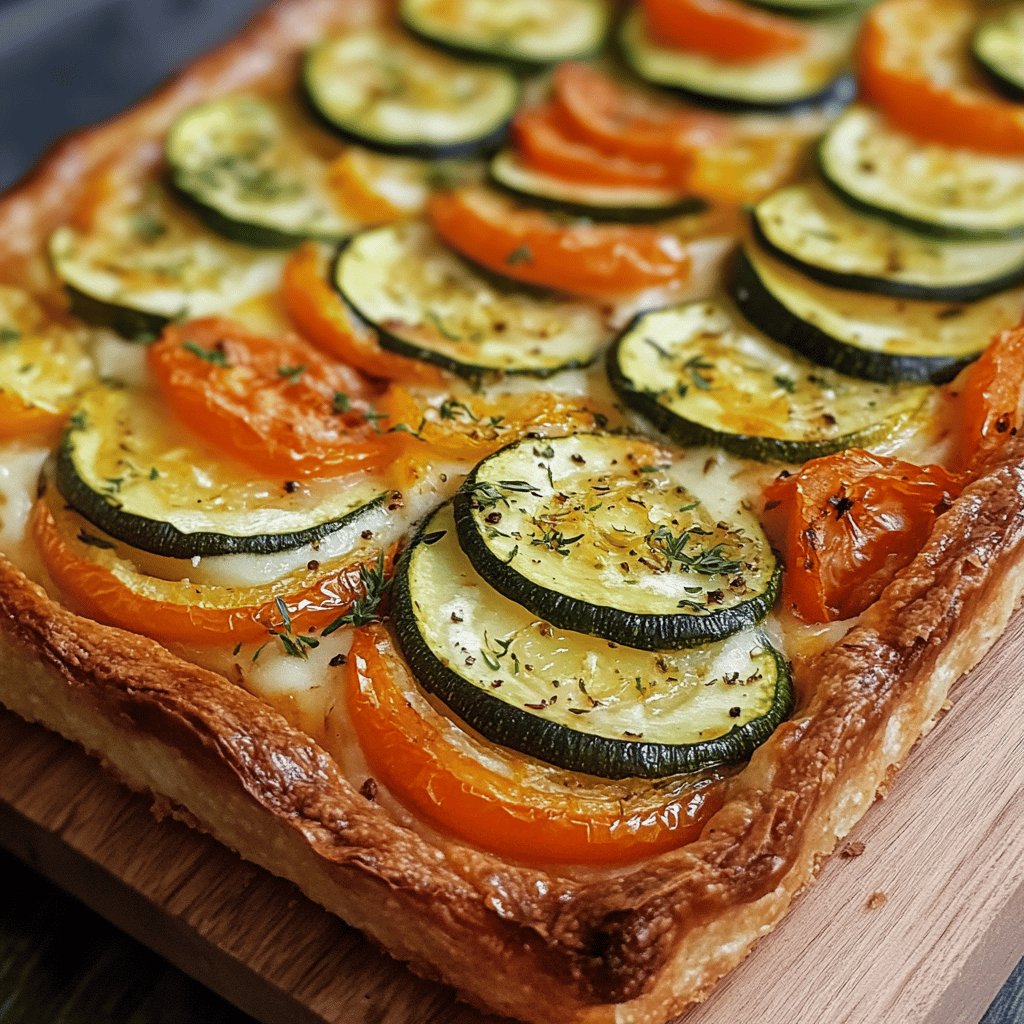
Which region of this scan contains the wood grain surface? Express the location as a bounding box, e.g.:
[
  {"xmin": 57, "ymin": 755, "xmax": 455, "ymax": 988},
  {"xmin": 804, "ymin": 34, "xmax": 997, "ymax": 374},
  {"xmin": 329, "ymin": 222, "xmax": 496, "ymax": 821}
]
[{"xmin": 1, "ymin": 607, "xmax": 1021, "ymax": 1024}]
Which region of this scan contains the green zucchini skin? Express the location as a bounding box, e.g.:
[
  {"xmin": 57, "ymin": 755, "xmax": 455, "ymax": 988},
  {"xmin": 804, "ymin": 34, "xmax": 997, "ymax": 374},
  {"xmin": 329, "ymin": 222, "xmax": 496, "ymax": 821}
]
[
  {"xmin": 165, "ymin": 185, "xmax": 300, "ymax": 250},
  {"xmin": 750, "ymin": 183, "xmax": 1024, "ymax": 303},
  {"xmin": 62, "ymin": 285, "xmax": 167, "ymax": 342},
  {"xmin": 731, "ymin": 249, "xmax": 980, "ymax": 384},
  {"xmin": 392, "ymin": 505, "xmax": 794, "ymax": 780},
  {"xmin": 452, "ymin": 436, "xmax": 781, "ymax": 651},
  {"xmin": 743, "ymin": 0, "xmax": 868, "ymax": 16},
  {"xmin": 972, "ymin": 8, "xmax": 1024, "ymax": 101}
]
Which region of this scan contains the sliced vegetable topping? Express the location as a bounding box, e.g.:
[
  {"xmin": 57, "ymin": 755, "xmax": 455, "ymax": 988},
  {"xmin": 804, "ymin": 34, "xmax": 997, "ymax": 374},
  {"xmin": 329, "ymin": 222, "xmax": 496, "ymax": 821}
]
[
  {"xmin": 334, "ymin": 222, "xmax": 610, "ymax": 379},
  {"xmin": 303, "ymin": 28, "xmax": 519, "ymax": 159},
  {"xmin": 346, "ymin": 625, "xmax": 726, "ymax": 862},
  {"xmin": 32, "ymin": 498, "xmax": 392, "ymax": 645},
  {"xmin": 453, "ymin": 433, "xmax": 779, "ymax": 649},
  {"xmin": 732, "ymin": 243, "xmax": 1024, "ymax": 383},
  {"xmin": 429, "ymin": 186, "xmax": 699, "ymax": 298},
  {"xmin": 399, "ymin": 0, "xmax": 611, "ymax": 68},
  {"xmin": 167, "ymin": 96, "xmax": 358, "ymax": 248},
  {"xmin": 394, "ymin": 503, "xmax": 792, "ymax": 778},
  {"xmin": 620, "ymin": 5, "xmax": 856, "ymax": 111},
  {"xmin": 326, "ymin": 148, "xmax": 434, "ymax": 224},
  {"xmin": 973, "ymin": 4, "xmax": 1024, "ymax": 101},
  {"xmin": 752, "ymin": 181, "xmax": 1024, "ymax": 302},
  {"xmin": 860, "ymin": 0, "xmax": 1024, "ymax": 156},
  {"xmin": 762, "ymin": 449, "xmax": 961, "ymax": 622},
  {"xmin": 0, "ymin": 287, "xmax": 95, "ymax": 438},
  {"xmin": 148, "ymin": 318, "xmax": 398, "ymax": 478},
  {"xmin": 55, "ymin": 387, "xmax": 393, "ymax": 558},
  {"xmin": 819, "ymin": 106, "xmax": 1024, "ymax": 240},
  {"xmin": 609, "ymin": 300, "xmax": 928, "ymax": 462},
  {"xmin": 49, "ymin": 190, "xmax": 283, "ymax": 339}
]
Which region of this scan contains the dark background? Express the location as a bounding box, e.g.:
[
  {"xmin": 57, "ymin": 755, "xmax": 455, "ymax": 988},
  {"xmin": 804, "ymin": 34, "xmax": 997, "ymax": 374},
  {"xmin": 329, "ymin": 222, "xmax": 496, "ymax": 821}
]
[{"xmin": 0, "ymin": 1, "xmax": 1020, "ymax": 1020}]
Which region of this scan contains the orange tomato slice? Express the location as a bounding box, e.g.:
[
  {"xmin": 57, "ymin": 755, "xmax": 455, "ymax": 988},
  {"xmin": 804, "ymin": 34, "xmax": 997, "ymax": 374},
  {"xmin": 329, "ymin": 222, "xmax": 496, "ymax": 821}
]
[
  {"xmin": 512, "ymin": 102, "xmax": 688, "ymax": 188},
  {"xmin": 428, "ymin": 187, "xmax": 695, "ymax": 298},
  {"xmin": 762, "ymin": 450, "xmax": 962, "ymax": 623},
  {"xmin": 860, "ymin": 0, "xmax": 1024, "ymax": 156},
  {"xmin": 32, "ymin": 499, "xmax": 394, "ymax": 646},
  {"xmin": 551, "ymin": 62, "xmax": 727, "ymax": 164},
  {"xmin": 327, "ymin": 149, "xmax": 430, "ymax": 224},
  {"xmin": 344, "ymin": 625, "xmax": 725, "ymax": 865},
  {"xmin": 282, "ymin": 244, "xmax": 443, "ymax": 386},
  {"xmin": 642, "ymin": 0, "xmax": 810, "ymax": 62},
  {"xmin": 148, "ymin": 318, "xmax": 399, "ymax": 478},
  {"xmin": 954, "ymin": 322, "xmax": 1024, "ymax": 469}
]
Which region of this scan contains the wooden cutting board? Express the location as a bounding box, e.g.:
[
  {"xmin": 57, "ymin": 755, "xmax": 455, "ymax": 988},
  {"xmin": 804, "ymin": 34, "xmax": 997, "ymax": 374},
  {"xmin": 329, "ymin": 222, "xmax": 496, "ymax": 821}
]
[{"xmin": 1, "ymin": 608, "xmax": 1022, "ymax": 1024}]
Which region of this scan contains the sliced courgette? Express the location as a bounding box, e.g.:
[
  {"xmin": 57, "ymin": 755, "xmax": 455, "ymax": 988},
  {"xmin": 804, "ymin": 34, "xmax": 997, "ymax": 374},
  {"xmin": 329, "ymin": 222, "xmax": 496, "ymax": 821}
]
[
  {"xmin": 399, "ymin": 0, "xmax": 611, "ymax": 68},
  {"xmin": 819, "ymin": 106, "xmax": 1024, "ymax": 240},
  {"xmin": 744, "ymin": 0, "xmax": 869, "ymax": 15},
  {"xmin": 608, "ymin": 299, "xmax": 928, "ymax": 463},
  {"xmin": 303, "ymin": 28, "xmax": 519, "ymax": 159},
  {"xmin": 488, "ymin": 150, "xmax": 705, "ymax": 222},
  {"xmin": 333, "ymin": 222, "xmax": 608, "ymax": 379},
  {"xmin": 49, "ymin": 190, "xmax": 283, "ymax": 339},
  {"xmin": 394, "ymin": 502, "xmax": 792, "ymax": 779},
  {"xmin": 752, "ymin": 181, "xmax": 1024, "ymax": 302},
  {"xmin": 619, "ymin": 6, "xmax": 856, "ymax": 112},
  {"xmin": 56, "ymin": 387, "xmax": 390, "ymax": 558},
  {"xmin": 166, "ymin": 96, "xmax": 358, "ymax": 248},
  {"xmin": 973, "ymin": 5, "xmax": 1024, "ymax": 100},
  {"xmin": 731, "ymin": 243, "xmax": 1024, "ymax": 383},
  {"xmin": 452, "ymin": 433, "xmax": 780, "ymax": 650}
]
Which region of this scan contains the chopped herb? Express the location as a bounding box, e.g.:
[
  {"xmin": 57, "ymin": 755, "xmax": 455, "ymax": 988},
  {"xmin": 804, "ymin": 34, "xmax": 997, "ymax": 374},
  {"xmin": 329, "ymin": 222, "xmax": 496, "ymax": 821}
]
[
  {"xmin": 277, "ymin": 364, "xmax": 306, "ymax": 382},
  {"xmin": 0, "ymin": 327, "xmax": 20, "ymax": 344},
  {"xmin": 421, "ymin": 530, "xmax": 447, "ymax": 546},
  {"xmin": 440, "ymin": 398, "xmax": 479, "ymax": 422},
  {"xmin": 131, "ymin": 212, "xmax": 167, "ymax": 242},
  {"xmin": 321, "ymin": 554, "xmax": 390, "ymax": 635},
  {"xmin": 332, "ymin": 391, "xmax": 352, "ymax": 414},
  {"xmin": 232, "ymin": 642, "xmax": 243, "ymax": 657},
  {"xmin": 773, "ymin": 374, "xmax": 797, "ymax": 394},
  {"xmin": 67, "ymin": 411, "xmax": 88, "ymax": 431},
  {"xmin": 425, "ymin": 312, "xmax": 463, "ymax": 342},
  {"xmin": 505, "ymin": 245, "xmax": 533, "ymax": 266},
  {"xmin": 683, "ymin": 355, "xmax": 714, "ymax": 391},
  {"xmin": 148, "ymin": 467, "xmax": 160, "ymax": 481},
  {"xmin": 531, "ymin": 525, "xmax": 584, "ymax": 557},
  {"xmin": 182, "ymin": 340, "xmax": 229, "ymax": 366}
]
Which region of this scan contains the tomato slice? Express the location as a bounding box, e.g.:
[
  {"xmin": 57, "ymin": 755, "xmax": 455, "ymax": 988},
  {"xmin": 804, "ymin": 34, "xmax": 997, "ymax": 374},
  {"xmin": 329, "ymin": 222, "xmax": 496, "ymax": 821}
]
[
  {"xmin": 32, "ymin": 499, "xmax": 392, "ymax": 646},
  {"xmin": 281, "ymin": 244, "xmax": 442, "ymax": 386},
  {"xmin": 344, "ymin": 626, "xmax": 724, "ymax": 865},
  {"xmin": 428, "ymin": 187, "xmax": 696, "ymax": 298},
  {"xmin": 642, "ymin": 0, "xmax": 810, "ymax": 62},
  {"xmin": 148, "ymin": 318, "xmax": 399, "ymax": 478},
  {"xmin": 860, "ymin": 0, "xmax": 1024, "ymax": 156},
  {"xmin": 955, "ymin": 322, "xmax": 1024, "ymax": 469},
  {"xmin": 552, "ymin": 62, "xmax": 727, "ymax": 164},
  {"xmin": 513, "ymin": 102, "xmax": 688, "ymax": 188},
  {"xmin": 327, "ymin": 149, "xmax": 430, "ymax": 224},
  {"xmin": 762, "ymin": 450, "xmax": 962, "ymax": 624}
]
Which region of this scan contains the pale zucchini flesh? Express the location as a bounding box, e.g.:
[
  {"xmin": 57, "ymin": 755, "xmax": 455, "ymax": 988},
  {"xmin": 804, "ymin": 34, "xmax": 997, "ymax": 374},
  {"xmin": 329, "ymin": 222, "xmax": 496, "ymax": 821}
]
[{"xmin": 973, "ymin": 5, "xmax": 1024, "ymax": 99}]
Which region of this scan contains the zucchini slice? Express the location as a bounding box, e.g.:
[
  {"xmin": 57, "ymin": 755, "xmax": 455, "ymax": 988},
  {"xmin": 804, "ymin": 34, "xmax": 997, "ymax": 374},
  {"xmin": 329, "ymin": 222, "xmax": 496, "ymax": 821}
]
[
  {"xmin": 452, "ymin": 433, "xmax": 780, "ymax": 650},
  {"xmin": 56, "ymin": 387, "xmax": 391, "ymax": 558},
  {"xmin": 334, "ymin": 222, "xmax": 609, "ymax": 379},
  {"xmin": 973, "ymin": 6, "xmax": 1024, "ymax": 100},
  {"xmin": 394, "ymin": 503, "xmax": 792, "ymax": 779},
  {"xmin": 488, "ymin": 150, "xmax": 705, "ymax": 223},
  {"xmin": 619, "ymin": 6, "xmax": 856, "ymax": 112},
  {"xmin": 744, "ymin": 0, "xmax": 869, "ymax": 15},
  {"xmin": 608, "ymin": 299, "xmax": 928, "ymax": 463},
  {"xmin": 819, "ymin": 106, "xmax": 1024, "ymax": 240},
  {"xmin": 732, "ymin": 243, "xmax": 1024, "ymax": 384},
  {"xmin": 752, "ymin": 182, "xmax": 1024, "ymax": 302},
  {"xmin": 399, "ymin": 0, "xmax": 611, "ymax": 68},
  {"xmin": 166, "ymin": 96, "xmax": 358, "ymax": 248},
  {"xmin": 303, "ymin": 28, "xmax": 519, "ymax": 159},
  {"xmin": 49, "ymin": 191, "xmax": 283, "ymax": 339}
]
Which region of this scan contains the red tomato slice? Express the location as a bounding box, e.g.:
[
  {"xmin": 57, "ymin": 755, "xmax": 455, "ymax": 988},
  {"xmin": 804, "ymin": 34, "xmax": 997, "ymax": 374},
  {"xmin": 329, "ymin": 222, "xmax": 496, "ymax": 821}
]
[
  {"xmin": 860, "ymin": 0, "xmax": 1024, "ymax": 155},
  {"xmin": 148, "ymin": 318, "xmax": 399, "ymax": 478},
  {"xmin": 32, "ymin": 499, "xmax": 393, "ymax": 645},
  {"xmin": 762, "ymin": 450, "xmax": 962, "ymax": 623},
  {"xmin": 955, "ymin": 322, "xmax": 1024, "ymax": 469},
  {"xmin": 552, "ymin": 62, "xmax": 728, "ymax": 164},
  {"xmin": 642, "ymin": 0, "xmax": 811, "ymax": 62},
  {"xmin": 344, "ymin": 626, "xmax": 725, "ymax": 865},
  {"xmin": 513, "ymin": 101, "xmax": 688, "ymax": 188},
  {"xmin": 428, "ymin": 187, "xmax": 696, "ymax": 298}
]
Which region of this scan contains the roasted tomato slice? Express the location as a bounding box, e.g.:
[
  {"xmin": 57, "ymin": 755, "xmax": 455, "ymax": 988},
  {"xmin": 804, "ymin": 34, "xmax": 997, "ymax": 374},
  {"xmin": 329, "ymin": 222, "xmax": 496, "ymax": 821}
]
[
  {"xmin": 428, "ymin": 187, "xmax": 697, "ymax": 298},
  {"xmin": 342, "ymin": 626, "xmax": 725, "ymax": 865},
  {"xmin": 32, "ymin": 499, "xmax": 394, "ymax": 645},
  {"xmin": 762, "ymin": 449, "xmax": 963, "ymax": 623},
  {"xmin": 641, "ymin": 0, "xmax": 810, "ymax": 62},
  {"xmin": 551, "ymin": 62, "xmax": 727, "ymax": 164},
  {"xmin": 327, "ymin": 149, "xmax": 431, "ymax": 224},
  {"xmin": 513, "ymin": 101, "xmax": 688, "ymax": 188},
  {"xmin": 148, "ymin": 317, "xmax": 398, "ymax": 478},
  {"xmin": 955, "ymin": 322, "xmax": 1024, "ymax": 470},
  {"xmin": 860, "ymin": 0, "xmax": 1024, "ymax": 156},
  {"xmin": 281, "ymin": 244, "xmax": 443, "ymax": 386}
]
